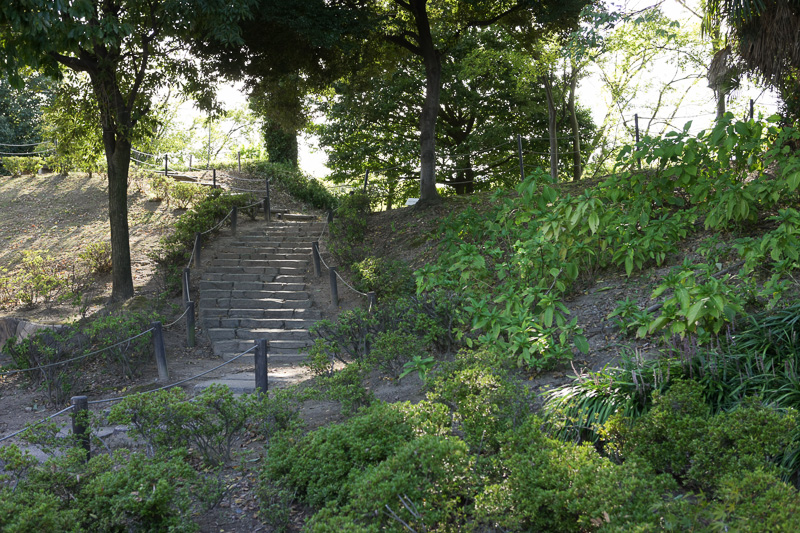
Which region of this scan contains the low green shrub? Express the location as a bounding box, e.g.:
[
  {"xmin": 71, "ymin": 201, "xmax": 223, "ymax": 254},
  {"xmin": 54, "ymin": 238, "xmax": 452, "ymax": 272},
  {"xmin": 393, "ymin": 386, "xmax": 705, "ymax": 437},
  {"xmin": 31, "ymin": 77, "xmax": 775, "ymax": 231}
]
[
  {"xmin": 262, "ymin": 401, "xmax": 417, "ymax": 507},
  {"xmin": 170, "ymin": 181, "xmax": 210, "ymax": 209},
  {"xmin": 605, "ymin": 380, "xmax": 798, "ymax": 493},
  {"xmin": 314, "ymin": 361, "xmax": 374, "ymax": 415},
  {"xmin": 329, "ymin": 191, "xmax": 370, "ymax": 266},
  {"xmin": 366, "ymin": 330, "xmax": 424, "ymax": 379},
  {"xmin": 149, "ymin": 174, "xmax": 172, "ymax": 202},
  {"xmin": 154, "ymin": 189, "xmax": 256, "ymax": 291},
  {"xmin": 2, "ymin": 156, "xmax": 43, "ymax": 176},
  {"xmin": 85, "ymin": 310, "xmax": 157, "ymax": 378},
  {"xmin": 4, "ymin": 324, "xmax": 89, "ymax": 405},
  {"xmin": 351, "ymin": 256, "xmax": 415, "ymax": 300},
  {"xmin": 475, "ymin": 416, "xmax": 678, "ymax": 532},
  {"xmin": 77, "ymin": 450, "xmax": 198, "ymax": 532},
  {"xmin": 427, "ymin": 354, "xmax": 532, "ymax": 453},
  {"xmin": 311, "ymin": 435, "xmax": 475, "ymax": 530},
  {"xmin": 79, "ymin": 241, "xmax": 112, "ymax": 274},
  {"xmin": 0, "ymin": 445, "xmax": 202, "ymax": 532},
  {"xmin": 108, "ymin": 385, "xmax": 255, "ymax": 466}
]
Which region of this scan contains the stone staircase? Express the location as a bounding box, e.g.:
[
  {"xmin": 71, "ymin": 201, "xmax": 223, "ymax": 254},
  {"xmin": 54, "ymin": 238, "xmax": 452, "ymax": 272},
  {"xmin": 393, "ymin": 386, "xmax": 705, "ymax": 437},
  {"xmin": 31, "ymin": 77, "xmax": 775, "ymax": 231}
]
[{"xmin": 194, "ymin": 218, "xmax": 326, "ymax": 391}]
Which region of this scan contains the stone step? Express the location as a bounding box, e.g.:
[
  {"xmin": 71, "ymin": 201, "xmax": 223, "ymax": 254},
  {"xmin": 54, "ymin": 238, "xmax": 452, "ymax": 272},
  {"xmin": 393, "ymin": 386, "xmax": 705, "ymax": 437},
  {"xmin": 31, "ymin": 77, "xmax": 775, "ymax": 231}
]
[
  {"xmin": 193, "ymin": 366, "xmax": 311, "ymax": 394},
  {"xmin": 206, "ymin": 259, "xmax": 309, "ymax": 269},
  {"xmin": 202, "ymin": 273, "xmax": 305, "ymax": 283},
  {"xmin": 198, "ymin": 281, "xmax": 306, "ymax": 292},
  {"xmin": 213, "ymin": 253, "xmax": 310, "ymax": 261},
  {"xmin": 200, "ymin": 298, "xmax": 312, "ymax": 310},
  {"xmin": 203, "ymin": 317, "xmax": 317, "ymax": 330},
  {"xmin": 200, "ymin": 290, "xmax": 310, "ymax": 301},
  {"xmin": 220, "ymin": 246, "xmax": 312, "ymax": 255},
  {"xmin": 204, "ymin": 266, "xmax": 307, "ymax": 276},
  {"xmin": 225, "ymin": 237, "xmax": 315, "ymax": 246},
  {"xmin": 213, "ymin": 339, "xmax": 313, "ymax": 357},
  {"xmin": 200, "ymin": 308, "xmax": 321, "ymax": 320},
  {"xmin": 207, "ymin": 328, "xmax": 312, "ymax": 341}
]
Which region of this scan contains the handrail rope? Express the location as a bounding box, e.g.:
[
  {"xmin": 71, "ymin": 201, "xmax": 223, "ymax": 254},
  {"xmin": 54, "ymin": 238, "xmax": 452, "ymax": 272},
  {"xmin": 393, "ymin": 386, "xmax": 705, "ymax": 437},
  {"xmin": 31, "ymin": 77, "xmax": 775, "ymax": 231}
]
[
  {"xmin": 162, "ymin": 306, "xmax": 191, "ymax": 329},
  {"xmin": 0, "ymin": 328, "xmax": 155, "ymax": 378},
  {"xmin": 226, "ymin": 175, "xmax": 267, "ymax": 184},
  {"xmin": 0, "ymin": 149, "xmax": 55, "ymax": 156},
  {"xmin": 87, "ymin": 346, "xmax": 256, "ymax": 405},
  {"xmin": 200, "ymin": 209, "xmax": 232, "ymax": 235},
  {"xmin": 228, "ymin": 186, "xmax": 263, "ymax": 194},
  {"xmin": 241, "ymin": 200, "xmax": 264, "ymax": 209},
  {"xmin": 131, "ymin": 148, "xmax": 158, "ymax": 158},
  {"xmin": 0, "ymin": 141, "xmax": 53, "ymax": 148},
  {"xmin": 335, "ymin": 269, "xmax": 368, "ymax": 297},
  {"xmin": 0, "ymin": 405, "xmax": 75, "ymax": 443},
  {"xmin": 314, "ymin": 224, "xmax": 367, "ymax": 298}
]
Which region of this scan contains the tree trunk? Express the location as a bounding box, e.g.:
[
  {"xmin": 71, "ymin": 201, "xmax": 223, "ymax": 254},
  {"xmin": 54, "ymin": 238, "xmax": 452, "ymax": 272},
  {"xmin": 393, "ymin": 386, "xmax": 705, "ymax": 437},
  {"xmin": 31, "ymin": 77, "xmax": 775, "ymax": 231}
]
[
  {"xmin": 543, "ymin": 74, "xmax": 558, "ymax": 182},
  {"xmin": 567, "ymin": 72, "xmax": 582, "ymax": 181},
  {"xmin": 716, "ymin": 90, "xmax": 726, "ymax": 120},
  {"xmin": 413, "ymin": 0, "xmax": 442, "ymax": 206},
  {"xmin": 454, "ymin": 153, "xmax": 474, "ymax": 194},
  {"xmin": 92, "ymin": 74, "xmax": 134, "ymax": 301},
  {"xmin": 263, "ymin": 119, "xmax": 299, "ymax": 166}
]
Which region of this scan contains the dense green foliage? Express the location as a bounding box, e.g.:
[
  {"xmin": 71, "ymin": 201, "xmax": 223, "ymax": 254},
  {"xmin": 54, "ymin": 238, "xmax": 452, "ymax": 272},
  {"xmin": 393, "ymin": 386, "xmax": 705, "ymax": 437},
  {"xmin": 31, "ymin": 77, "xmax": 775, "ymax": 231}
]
[
  {"xmin": 153, "ymin": 189, "xmax": 257, "ymax": 291},
  {"xmin": 243, "ymin": 159, "xmax": 337, "ymax": 211},
  {"xmin": 4, "ymin": 309, "xmax": 159, "ymax": 405},
  {"xmin": 417, "ymin": 115, "xmax": 800, "ymax": 371}
]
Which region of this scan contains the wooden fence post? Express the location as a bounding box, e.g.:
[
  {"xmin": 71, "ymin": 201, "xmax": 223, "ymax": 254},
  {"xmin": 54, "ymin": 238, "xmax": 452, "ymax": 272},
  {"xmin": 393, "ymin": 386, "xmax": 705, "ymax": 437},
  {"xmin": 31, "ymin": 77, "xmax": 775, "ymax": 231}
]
[
  {"xmin": 164, "ymin": 154, "xmax": 168, "ymax": 177},
  {"xmin": 312, "ymin": 241, "xmax": 322, "ymax": 277},
  {"xmin": 182, "ymin": 267, "xmax": 190, "ymax": 307},
  {"xmin": 238, "ymin": 151, "xmax": 241, "ymax": 172},
  {"xmin": 255, "ymin": 339, "xmax": 269, "ymax": 394},
  {"xmin": 151, "ymin": 321, "xmax": 169, "ymax": 381},
  {"xmin": 194, "ymin": 232, "xmax": 202, "ymax": 267},
  {"xmin": 368, "ymin": 291, "xmax": 377, "ymax": 313},
  {"xmin": 186, "ymin": 300, "xmax": 196, "ymax": 348},
  {"xmin": 330, "ymin": 267, "xmax": 339, "ymax": 308},
  {"xmin": 213, "ymin": 168, "xmax": 217, "ymax": 189},
  {"xmin": 231, "ymin": 206, "xmax": 238, "ymax": 235},
  {"xmin": 71, "ymin": 395, "xmax": 90, "ymax": 459},
  {"xmin": 363, "ymin": 169, "xmax": 369, "ymax": 192},
  {"xmin": 265, "ymin": 178, "xmax": 271, "ymax": 222}
]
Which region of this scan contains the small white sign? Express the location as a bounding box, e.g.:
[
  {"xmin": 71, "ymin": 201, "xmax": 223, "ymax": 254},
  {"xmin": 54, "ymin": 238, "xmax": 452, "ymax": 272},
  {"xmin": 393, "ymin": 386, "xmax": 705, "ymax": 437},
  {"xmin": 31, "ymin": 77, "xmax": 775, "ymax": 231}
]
[{"xmin": 405, "ymin": 198, "xmax": 419, "ymax": 206}]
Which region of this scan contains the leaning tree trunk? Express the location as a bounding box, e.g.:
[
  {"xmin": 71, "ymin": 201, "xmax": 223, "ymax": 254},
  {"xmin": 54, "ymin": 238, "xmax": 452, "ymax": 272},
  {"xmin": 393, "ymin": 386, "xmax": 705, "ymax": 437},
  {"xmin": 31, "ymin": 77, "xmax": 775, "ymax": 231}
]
[
  {"xmin": 716, "ymin": 90, "xmax": 726, "ymax": 121},
  {"xmin": 567, "ymin": 72, "xmax": 582, "ymax": 180},
  {"xmin": 544, "ymin": 74, "xmax": 558, "ymax": 182},
  {"xmin": 414, "ymin": 0, "xmax": 442, "ymax": 206}
]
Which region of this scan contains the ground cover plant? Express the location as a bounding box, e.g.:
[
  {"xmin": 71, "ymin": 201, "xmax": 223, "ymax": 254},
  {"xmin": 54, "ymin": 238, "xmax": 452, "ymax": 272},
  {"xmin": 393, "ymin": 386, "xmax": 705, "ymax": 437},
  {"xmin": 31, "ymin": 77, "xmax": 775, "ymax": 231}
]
[{"xmin": 7, "ymin": 114, "xmax": 800, "ymax": 530}]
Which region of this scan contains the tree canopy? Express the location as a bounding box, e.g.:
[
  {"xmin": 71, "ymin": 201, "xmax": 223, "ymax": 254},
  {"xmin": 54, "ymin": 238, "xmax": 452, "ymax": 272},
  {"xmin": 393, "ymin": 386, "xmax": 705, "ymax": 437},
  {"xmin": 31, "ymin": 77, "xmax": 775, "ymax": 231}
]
[{"xmin": 0, "ymin": 0, "xmax": 252, "ymax": 299}]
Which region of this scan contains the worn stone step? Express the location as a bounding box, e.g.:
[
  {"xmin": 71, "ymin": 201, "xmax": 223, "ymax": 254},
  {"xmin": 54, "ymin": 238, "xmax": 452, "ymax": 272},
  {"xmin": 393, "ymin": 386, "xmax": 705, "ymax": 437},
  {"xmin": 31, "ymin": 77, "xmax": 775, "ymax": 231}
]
[
  {"xmin": 201, "ymin": 297, "xmax": 312, "ymax": 309},
  {"xmin": 200, "ymin": 307, "xmax": 321, "ymax": 320},
  {"xmin": 198, "ymin": 281, "xmax": 306, "ymax": 292},
  {"xmin": 213, "ymin": 253, "xmax": 310, "ymax": 261},
  {"xmin": 201, "ymin": 273, "xmax": 305, "ymax": 283},
  {"xmin": 207, "ymin": 259, "xmax": 309, "ymax": 269},
  {"xmin": 200, "ymin": 290, "xmax": 310, "ymax": 301},
  {"xmin": 207, "ymin": 328, "xmax": 311, "ymax": 341},
  {"xmin": 213, "ymin": 339, "xmax": 313, "ymax": 357},
  {"xmin": 204, "ymin": 317, "xmax": 317, "ymax": 330}
]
